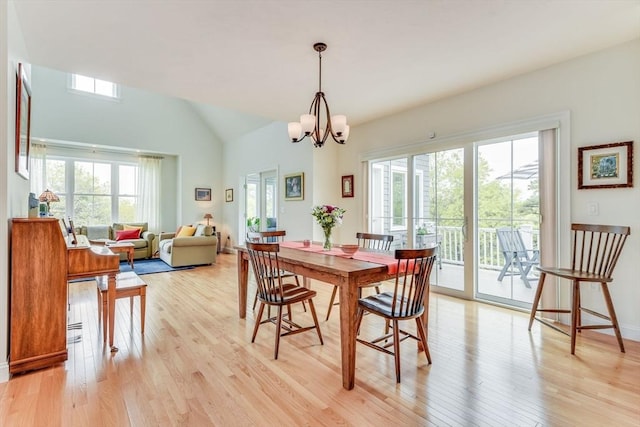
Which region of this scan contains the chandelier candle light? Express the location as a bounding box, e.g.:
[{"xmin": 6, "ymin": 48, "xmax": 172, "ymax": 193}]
[
  {"xmin": 288, "ymin": 42, "xmax": 350, "ymax": 148},
  {"xmin": 311, "ymin": 204, "xmax": 346, "ymax": 250}
]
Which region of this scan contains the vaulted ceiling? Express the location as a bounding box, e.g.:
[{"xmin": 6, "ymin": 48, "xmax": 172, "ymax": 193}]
[{"xmin": 13, "ymin": 0, "xmax": 640, "ymax": 141}]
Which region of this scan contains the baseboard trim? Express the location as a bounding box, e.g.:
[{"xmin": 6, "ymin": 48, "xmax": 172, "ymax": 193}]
[{"xmin": 0, "ymin": 361, "xmax": 9, "ymax": 383}]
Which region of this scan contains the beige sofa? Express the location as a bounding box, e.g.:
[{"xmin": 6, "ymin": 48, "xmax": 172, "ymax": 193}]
[
  {"xmin": 78, "ymin": 222, "xmax": 156, "ymax": 260},
  {"xmin": 158, "ymin": 225, "xmax": 217, "ymax": 267}
]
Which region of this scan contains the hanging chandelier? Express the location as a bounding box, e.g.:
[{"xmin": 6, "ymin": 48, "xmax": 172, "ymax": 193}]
[{"xmin": 288, "ymin": 42, "xmax": 349, "ymax": 148}]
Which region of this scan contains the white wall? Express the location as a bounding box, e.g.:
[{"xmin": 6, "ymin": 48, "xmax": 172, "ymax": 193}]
[
  {"xmin": 221, "ymin": 121, "xmax": 315, "ymax": 248},
  {"xmin": 1, "ymin": 0, "xmax": 32, "ymax": 383},
  {"xmin": 341, "ymin": 39, "xmax": 640, "ymax": 340},
  {"xmin": 30, "ymin": 66, "xmax": 222, "ymax": 232}
]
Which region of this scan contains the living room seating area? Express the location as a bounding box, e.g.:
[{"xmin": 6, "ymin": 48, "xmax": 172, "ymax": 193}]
[{"xmin": 78, "ymin": 222, "xmax": 156, "ymax": 260}]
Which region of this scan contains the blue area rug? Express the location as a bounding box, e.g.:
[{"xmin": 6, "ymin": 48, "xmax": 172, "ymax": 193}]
[
  {"xmin": 70, "ymin": 258, "xmax": 194, "ymax": 282},
  {"xmin": 119, "ymin": 258, "xmax": 195, "ymax": 275}
]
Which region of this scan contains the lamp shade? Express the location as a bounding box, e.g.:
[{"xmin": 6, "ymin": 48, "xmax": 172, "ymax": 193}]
[{"xmin": 38, "ymin": 189, "xmax": 60, "ymax": 204}]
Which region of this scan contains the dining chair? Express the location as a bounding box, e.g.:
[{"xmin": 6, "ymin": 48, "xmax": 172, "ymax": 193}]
[
  {"xmin": 528, "ymin": 223, "xmax": 630, "ymax": 354},
  {"xmin": 246, "ymin": 241, "xmax": 323, "ymax": 359},
  {"xmin": 355, "ymin": 247, "xmax": 437, "ymax": 383},
  {"xmin": 247, "ymin": 230, "xmax": 303, "ymax": 310},
  {"xmin": 325, "ymin": 232, "xmax": 394, "ymax": 321}
]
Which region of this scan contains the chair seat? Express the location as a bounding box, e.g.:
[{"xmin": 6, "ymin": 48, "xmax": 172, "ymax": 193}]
[
  {"xmin": 536, "ymin": 266, "xmax": 613, "ymax": 282},
  {"xmin": 359, "ymin": 292, "xmax": 424, "ymax": 319},
  {"xmin": 262, "ymin": 284, "xmax": 316, "ymax": 305}
]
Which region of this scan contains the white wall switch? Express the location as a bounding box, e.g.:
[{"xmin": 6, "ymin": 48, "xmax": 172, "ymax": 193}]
[{"xmin": 587, "ymin": 201, "xmax": 599, "ymax": 216}]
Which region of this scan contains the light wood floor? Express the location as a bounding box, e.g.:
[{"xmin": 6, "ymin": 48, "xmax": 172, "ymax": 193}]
[{"xmin": 1, "ymin": 253, "xmax": 639, "ymax": 426}]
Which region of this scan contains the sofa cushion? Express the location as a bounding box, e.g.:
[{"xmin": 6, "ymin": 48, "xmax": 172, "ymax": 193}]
[
  {"xmin": 113, "ymin": 222, "xmax": 148, "ymax": 232},
  {"xmin": 83, "ymin": 225, "xmax": 111, "ymax": 240},
  {"xmin": 159, "ymin": 240, "xmax": 173, "ymax": 254},
  {"xmin": 177, "ymin": 226, "xmax": 196, "ymax": 237},
  {"xmin": 194, "ymin": 224, "xmax": 207, "ymax": 236},
  {"xmin": 116, "ymin": 228, "xmax": 141, "ymax": 241},
  {"xmin": 124, "ymin": 224, "xmax": 144, "ymax": 234}
]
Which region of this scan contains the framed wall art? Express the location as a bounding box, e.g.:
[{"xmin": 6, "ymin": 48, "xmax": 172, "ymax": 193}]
[
  {"xmin": 195, "ymin": 187, "xmax": 212, "ymax": 201},
  {"xmin": 225, "ymin": 188, "xmax": 233, "ymax": 202},
  {"xmin": 284, "ymin": 172, "xmax": 304, "ymax": 201},
  {"xmin": 578, "ymin": 141, "xmax": 633, "ymax": 189},
  {"xmin": 342, "ymin": 175, "xmax": 354, "ymax": 197},
  {"xmin": 15, "ymin": 63, "xmax": 31, "ymax": 180}
]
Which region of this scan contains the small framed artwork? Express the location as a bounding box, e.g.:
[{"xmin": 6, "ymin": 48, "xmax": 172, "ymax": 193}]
[
  {"xmin": 578, "ymin": 141, "xmax": 633, "ymax": 189},
  {"xmin": 195, "ymin": 187, "xmax": 212, "ymax": 201},
  {"xmin": 15, "ymin": 63, "xmax": 31, "ymax": 180},
  {"xmin": 225, "ymin": 188, "xmax": 233, "ymax": 202},
  {"xmin": 342, "ymin": 175, "xmax": 354, "ymax": 197},
  {"xmin": 284, "ymin": 172, "xmax": 304, "ymax": 201}
]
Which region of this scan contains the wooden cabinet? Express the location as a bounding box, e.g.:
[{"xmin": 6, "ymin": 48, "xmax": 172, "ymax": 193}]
[{"xmin": 10, "ymin": 218, "xmax": 68, "ymax": 374}]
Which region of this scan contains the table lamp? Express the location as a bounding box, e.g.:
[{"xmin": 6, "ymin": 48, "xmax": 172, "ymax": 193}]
[
  {"xmin": 38, "ymin": 189, "xmax": 60, "ymax": 214},
  {"xmin": 203, "ymin": 213, "xmax": 213, "ymax": 225}
]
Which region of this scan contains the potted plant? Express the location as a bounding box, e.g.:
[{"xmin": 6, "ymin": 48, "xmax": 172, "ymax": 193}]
[{"xmin": 247, "ymin": 217, "xmax": 261, "ymax": 232}]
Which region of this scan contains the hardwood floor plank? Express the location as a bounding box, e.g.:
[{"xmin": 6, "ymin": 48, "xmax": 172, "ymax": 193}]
[{"xmin": 1, "ymin": 253, "xmax": 639, "ymax": 426}]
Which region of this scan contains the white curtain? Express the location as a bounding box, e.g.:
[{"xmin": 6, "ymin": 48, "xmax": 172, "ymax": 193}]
[
  {"xmin": 539, "ymin": 128, "xmax": 558, "ymax": 310},
  {"xmin": 136, "ymin": 156, "xmax": 161, "ymax": 231},
  {"xmin": 29, "ymin": 143, "xmax": 47, "ymax": 196}
]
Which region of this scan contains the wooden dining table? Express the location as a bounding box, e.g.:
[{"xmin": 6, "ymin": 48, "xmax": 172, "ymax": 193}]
[{"xmin": 235, "ymin": 242, "xmax": 396, "ymax": 390}]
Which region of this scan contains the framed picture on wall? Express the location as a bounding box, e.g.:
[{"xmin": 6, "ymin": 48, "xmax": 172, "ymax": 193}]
[
  {"xmin": 284, "ymin": 173, "xmax": 304, "ymax": 201},
  {"xmin": 578, "ymin": 141, "xmax": 633, "ymax": 189},
  {"xmin": 15, "ymin": 63, "xmax": 31, "ymax": 180},
  {"xmin": 342, "ymin": 175, "xmax": 354, "ymax": 197},
  {"xmin": 225, "ymin": 188, "xmax": 233, "ymax": 202},
  {"xmin": 195, "ymin": 187, "xmax": 212, "ymax": 201}
]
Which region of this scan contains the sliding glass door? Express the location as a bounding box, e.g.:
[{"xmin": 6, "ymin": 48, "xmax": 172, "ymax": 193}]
[
  {"xmin": 369, "ymin": 148, "xmax": 466, "ymax": 294},
  {"xmin": 368, "ymin": 129, "xmax": 553, "ymax": 309},
  {"xmin": 476, "ymin": 134, "xmax": 540, "ymax": 308}
]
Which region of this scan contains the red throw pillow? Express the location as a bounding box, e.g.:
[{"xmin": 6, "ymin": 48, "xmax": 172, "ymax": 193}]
[{"xmin": 115, "ymin": 228, "xmax": 141, "ymax": 241}]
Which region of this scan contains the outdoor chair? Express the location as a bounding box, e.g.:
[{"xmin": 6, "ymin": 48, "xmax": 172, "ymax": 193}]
[
  {"xmin": 496, "ymin": 227, "xmax": 539, "ymax": 288},
  {"xmin": 246, "ymin": 241, "xmax": 323, "ymax": 359},
  {"xmin": 528, "ymin": 223, "xmax": 630, "ymax": 354},
  {"xmin": 325, "ymin": 232, "xmax": 394, "ymax": 321},
  {"xmin": 355, "ymin": 247, "xmax": 437, "ymax": 383}
]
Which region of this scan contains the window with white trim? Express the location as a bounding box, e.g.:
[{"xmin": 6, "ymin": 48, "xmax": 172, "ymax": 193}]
[{"xmin": 70, "ymin": 73, "xmax": 119, "ymax": 98}]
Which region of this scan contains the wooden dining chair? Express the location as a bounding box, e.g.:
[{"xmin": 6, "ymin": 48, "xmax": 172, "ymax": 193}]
[
  {"xmin": 246, "ymin": 241, "xmax": 323, "ymax": 359},
  {"xmin": 355, "ymin": 247, "xmax": 437, "ymax": 383},
  {"xmin": 528, "ymin": 223, "xmax": 630, "ymax": 354},
  {"xmin": 325, "ymin": 232, "xmax": 394, "ymax": 321},
  {"xmin": 247, "ymin": 230, "xmax": 303, "ymax": 310}
]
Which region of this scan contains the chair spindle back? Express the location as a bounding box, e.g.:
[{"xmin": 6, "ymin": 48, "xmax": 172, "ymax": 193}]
[
  {"xmin": 570, "ymin": 223, "xmax": 630, "ymax": 279},
  {"xmin": 246, "ymin": 242, "xmax": 286, "ymax": 304},
  {"xmin": 357, "ymin": 232, "xmax": 393, "ymax": 251},
  {"xmin": 390, "ymin": 248, "xmax": 437, "ymax": 317}
]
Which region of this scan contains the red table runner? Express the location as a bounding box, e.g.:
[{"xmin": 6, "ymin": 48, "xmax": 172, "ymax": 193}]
[{"xmin": 279, "ymin": 241, "xmax": 413, "ymax": 275}]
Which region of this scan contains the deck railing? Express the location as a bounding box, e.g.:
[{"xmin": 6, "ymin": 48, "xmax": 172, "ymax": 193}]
[{"xmin": 392, "ymin": 225, "xmax": 539, "ymax": 270}]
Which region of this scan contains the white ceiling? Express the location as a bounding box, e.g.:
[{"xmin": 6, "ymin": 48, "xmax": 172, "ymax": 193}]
[{"xmin": 13, "ymin": 0, "xmax": 640, "ymax": 131}]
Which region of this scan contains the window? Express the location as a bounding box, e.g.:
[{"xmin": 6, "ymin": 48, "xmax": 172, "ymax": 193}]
[
  {"xmin": 70, "ymin": 73, "xmax": 119, "ymax": 98},
  {"xmin": 37, "ymin": 156, "xmax": 138, "ymax": 225}
]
